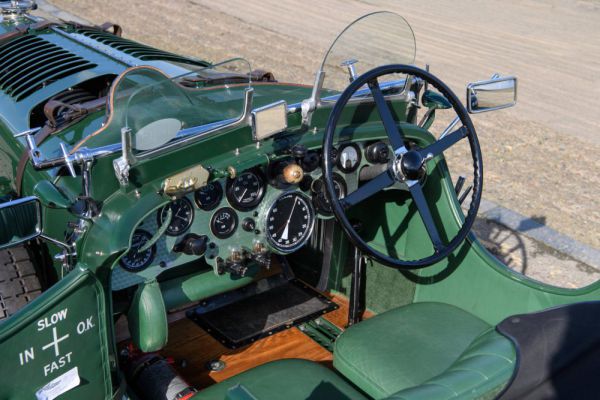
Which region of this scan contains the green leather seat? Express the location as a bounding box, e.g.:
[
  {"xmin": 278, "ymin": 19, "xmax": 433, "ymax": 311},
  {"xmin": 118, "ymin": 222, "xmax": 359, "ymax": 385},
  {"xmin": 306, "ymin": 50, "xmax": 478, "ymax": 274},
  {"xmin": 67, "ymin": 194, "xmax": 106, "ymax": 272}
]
[
  {"xmin": 333, "ymin": 302, "xmax": 516, "ymax": 400},
  {"xmin": 193, "ymin": 358, "xmax": 368, "ymax": 400}
]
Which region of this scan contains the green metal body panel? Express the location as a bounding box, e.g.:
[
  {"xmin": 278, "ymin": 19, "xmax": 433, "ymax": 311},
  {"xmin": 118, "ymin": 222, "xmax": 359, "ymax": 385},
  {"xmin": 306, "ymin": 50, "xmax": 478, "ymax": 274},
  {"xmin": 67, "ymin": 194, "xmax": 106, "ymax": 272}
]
[{"xmin": 0, "ymin": 267, "xmax": 112, "ymax": 399}]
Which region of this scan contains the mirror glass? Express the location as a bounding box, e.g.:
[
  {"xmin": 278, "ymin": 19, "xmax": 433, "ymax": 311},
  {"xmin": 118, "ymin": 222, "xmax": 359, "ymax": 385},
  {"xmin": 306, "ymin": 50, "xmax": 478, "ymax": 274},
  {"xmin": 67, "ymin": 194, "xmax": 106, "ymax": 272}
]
[
  {"xmin": 467, "ymin": 77, "xmax": 517, "ymax": 113},
  {"xmin": 0, "ymin": 197, "xmax": 42, "ymax": 250},
  {"xmin": 251, "ymin": 101, "xmax": 287, "ymax": 141}
]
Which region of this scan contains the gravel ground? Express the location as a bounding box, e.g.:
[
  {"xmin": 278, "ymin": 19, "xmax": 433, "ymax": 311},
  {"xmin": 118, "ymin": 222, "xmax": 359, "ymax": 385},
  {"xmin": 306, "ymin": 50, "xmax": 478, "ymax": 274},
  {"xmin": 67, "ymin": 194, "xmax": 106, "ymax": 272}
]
[{"xmin": 45, "ymin": 0, "xmax": 600, "ymax": 252}]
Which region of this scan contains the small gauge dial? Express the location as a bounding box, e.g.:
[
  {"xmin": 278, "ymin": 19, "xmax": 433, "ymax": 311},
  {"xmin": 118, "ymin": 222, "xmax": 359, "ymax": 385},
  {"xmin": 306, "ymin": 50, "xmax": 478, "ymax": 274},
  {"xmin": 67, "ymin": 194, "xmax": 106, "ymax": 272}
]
[
  {"xmin": 337, "ymin": 143, "xmax": 361, "ymax": 173},
  {"xmin": 211, "ymin": 207, "xmax": 238, "ymax": 239},
  {"xmin": 195, "ymin": 181, "xmax": 223, "ymax": 211},
  {"xmin": 266, "ymin": 192, "xmax": 315, "ymax": 253},
  {"xmin": 312, "ymin": 174, "xmax": 347, "ymax": 215},
  {"xmin": 226, "ymin": 170, "xmax": 266, "ymax": 210},
  {"xmin": 158, "ymin": 197, "xmax": 194, "ymax": 236},
  {"xmin": 120, "ymin": 229, "xmax": 156, "ymax": 272}
]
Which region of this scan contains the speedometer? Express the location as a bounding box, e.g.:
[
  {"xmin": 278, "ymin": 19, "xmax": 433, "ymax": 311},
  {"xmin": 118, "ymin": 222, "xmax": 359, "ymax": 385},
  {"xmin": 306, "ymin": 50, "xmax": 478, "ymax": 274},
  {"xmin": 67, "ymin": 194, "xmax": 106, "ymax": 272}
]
[
  {"xmin": 265, "ymin": 192, "xmax": 315, "ymax": 253},
  {"xmin": 226, "ymin": 170, "xmax": 266, "ymax": 211}
]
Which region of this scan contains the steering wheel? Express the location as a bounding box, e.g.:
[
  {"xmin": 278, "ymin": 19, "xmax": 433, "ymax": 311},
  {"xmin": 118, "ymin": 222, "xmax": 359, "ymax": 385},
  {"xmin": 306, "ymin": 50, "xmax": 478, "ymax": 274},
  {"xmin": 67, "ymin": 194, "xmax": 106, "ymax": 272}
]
[{"xmin": 322, "ymin": 64, "xmax": 483, "ymax": 269}]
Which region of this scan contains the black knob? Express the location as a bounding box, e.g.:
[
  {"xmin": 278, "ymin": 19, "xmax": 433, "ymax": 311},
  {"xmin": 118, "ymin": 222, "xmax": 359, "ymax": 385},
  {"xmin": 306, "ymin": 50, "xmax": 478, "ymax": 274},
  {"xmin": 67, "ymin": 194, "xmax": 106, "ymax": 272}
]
[
  {"xmin": 291, "ymin": 144, "xmax": 307, "ymax": 159},
  {"xmin": 401, "ymin": 151, "xmax": 425, "ymax": 181},
  {"xmin": 173, "ymin": 234, "xmax": 208, "ymax": 256},
  {"xmin": 242, "ymin": 218, "xmax": 256, "ymax": 232},
  {"xmin": 365, "ymin": 142, "xmax": 390, "ymax": 164}
]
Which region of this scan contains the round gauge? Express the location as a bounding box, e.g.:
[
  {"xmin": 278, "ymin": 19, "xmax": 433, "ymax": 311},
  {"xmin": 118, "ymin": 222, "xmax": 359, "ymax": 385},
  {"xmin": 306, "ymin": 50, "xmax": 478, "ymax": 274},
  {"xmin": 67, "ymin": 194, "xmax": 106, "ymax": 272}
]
[
  {"xmin": 337, "ymin": 143, "xmax": 361, "ymax": 173},
  {"xmin": 265, "ymin": 192, "xmax": 315, "ymax": 253},
  {"xmin": 119, "ymin": 229, "xmax": 156, "ymax": 272},
  {"xmin": 157, "ymin": 197, "xmax": 194, "ymax": 236},
  {"xmin": 311, "ymin": 174, "xmax": 347, "ymax": 215},
  {"xmin": 210, "ymin": 207, "xmax": 238, "ymax": 239},
  {"xmin": 195, "ymin": 181, "xmax": 223, "ymax": 211},
  {"xmin": 226, "ymin": 170, "xmax": 266, "ymax": 210}
]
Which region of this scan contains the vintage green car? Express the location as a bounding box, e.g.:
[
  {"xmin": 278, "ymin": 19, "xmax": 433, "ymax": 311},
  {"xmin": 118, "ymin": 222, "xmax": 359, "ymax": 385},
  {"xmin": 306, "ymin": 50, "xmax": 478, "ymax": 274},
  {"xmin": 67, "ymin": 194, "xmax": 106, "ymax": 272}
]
[{"xmin": 0, "ymin": 2, "xmax": 598, "ymax": 399}]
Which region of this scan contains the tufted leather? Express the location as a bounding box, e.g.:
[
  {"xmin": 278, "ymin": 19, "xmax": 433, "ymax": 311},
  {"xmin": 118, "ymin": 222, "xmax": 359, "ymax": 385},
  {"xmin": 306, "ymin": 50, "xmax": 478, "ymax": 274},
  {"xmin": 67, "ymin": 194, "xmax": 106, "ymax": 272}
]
[{"xmin": 334, "ymin": 302, "xmax": 516, "ymax": 399}]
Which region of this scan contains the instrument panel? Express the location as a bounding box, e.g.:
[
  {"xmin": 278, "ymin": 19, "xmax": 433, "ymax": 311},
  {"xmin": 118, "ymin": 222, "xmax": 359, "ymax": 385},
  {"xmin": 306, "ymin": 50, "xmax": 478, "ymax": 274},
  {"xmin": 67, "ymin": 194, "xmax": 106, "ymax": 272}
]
[{"xmin": 112, "ymin": 140, "xmax": 392, "ymax": 290}]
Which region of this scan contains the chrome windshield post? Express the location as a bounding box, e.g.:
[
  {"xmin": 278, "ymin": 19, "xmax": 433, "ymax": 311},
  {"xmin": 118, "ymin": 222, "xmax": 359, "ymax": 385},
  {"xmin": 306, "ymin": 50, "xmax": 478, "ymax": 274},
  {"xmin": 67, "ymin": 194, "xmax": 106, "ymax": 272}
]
[{"xmin": 301, "ymin": 70, "xmax": 325, "ymax": 127}]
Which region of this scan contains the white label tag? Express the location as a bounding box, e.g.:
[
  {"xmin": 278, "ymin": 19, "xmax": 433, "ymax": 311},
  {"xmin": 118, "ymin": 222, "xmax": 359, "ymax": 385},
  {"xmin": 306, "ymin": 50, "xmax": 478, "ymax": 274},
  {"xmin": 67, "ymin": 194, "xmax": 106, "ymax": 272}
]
[{"xmin": 35, "ymin": 366, "xmax": 80, "ymax": 400}]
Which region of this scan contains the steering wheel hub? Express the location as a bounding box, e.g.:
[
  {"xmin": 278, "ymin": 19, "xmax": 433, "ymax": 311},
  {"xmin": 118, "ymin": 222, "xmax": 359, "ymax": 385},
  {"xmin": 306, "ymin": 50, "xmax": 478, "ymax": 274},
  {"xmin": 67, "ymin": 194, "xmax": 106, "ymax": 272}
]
[{"xmin": 399, "ymin": 150, "xmax": 425, "ymax": 181}]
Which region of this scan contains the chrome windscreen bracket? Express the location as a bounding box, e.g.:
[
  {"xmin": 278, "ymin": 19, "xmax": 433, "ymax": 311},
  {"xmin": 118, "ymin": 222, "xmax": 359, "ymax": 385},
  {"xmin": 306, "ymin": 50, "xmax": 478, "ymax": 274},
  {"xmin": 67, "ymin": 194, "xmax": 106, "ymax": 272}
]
[
  {"xmin": 113, "ymin": 127, "xmax": 136, "ymax": 186},
  {"xmin": 301, "ymin": 70, "xmax": 325, "ymax": 127}
]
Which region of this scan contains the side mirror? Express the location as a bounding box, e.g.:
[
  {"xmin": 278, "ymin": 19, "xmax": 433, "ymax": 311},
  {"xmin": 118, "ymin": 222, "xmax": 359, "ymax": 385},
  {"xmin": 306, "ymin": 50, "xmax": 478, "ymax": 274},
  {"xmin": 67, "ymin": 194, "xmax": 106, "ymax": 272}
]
[
  {"xmin": 0, "ymin": 197, "xmax": 42, "ymax": 250},
  {"xmin": 251, "ymin": 101, "xmax": 288, "ymax": 141},
  {"xmin": 467, "ymin": 76, "xmax": 517, "ymax": 114}
]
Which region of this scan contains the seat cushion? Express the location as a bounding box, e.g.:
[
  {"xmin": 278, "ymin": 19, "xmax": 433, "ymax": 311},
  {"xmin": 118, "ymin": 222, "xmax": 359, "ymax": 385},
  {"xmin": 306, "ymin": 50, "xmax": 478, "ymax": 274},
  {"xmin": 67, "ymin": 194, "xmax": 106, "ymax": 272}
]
[
  {"xmin": 333, "ymin": 302, "xmax": 516, "ymax": 399},
  {"xmin": 193, "ymin": 358, "xmax": 368, "ymax": 400}
]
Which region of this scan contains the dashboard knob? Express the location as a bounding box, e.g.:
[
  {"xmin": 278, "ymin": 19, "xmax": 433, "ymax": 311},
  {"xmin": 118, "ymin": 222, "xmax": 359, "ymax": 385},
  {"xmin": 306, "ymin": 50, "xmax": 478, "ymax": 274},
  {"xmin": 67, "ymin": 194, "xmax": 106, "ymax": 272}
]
[
  {"xmin": 173, "ymin": 234, "xmax": 208, "ymax": 256},
  {"xmin": 291, "ymin": 144, "xmax": 308, "ymax": 159},
  {"xmin": 282, "ymin": 163, "xmax": 304, "ymax": 184},
  {"xmin": 365, "ymin": 142, "xmax": 390, "ymax": 164}
]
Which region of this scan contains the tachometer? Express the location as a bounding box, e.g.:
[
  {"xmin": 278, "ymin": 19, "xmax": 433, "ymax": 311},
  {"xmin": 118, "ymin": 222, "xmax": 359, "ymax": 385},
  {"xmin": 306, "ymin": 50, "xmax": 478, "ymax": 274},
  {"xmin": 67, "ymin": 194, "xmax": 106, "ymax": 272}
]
[
  {"xmin": 195, "ymin": 181, "xmax": 223, "ymax": 211},
  {"xmin": 226, "ymin": 170, "xmax": 266, "ymax": 211},
  {"xmin": 120, "ymin": 229, "xmax": 156, "ymax": 272},
  {"xmin": 265, "ymin": 192, "xmax": 315, "ymax": 253},
  {"xmin": 157, "ymin": 197, "xmax": 194, "ymax": 236}
]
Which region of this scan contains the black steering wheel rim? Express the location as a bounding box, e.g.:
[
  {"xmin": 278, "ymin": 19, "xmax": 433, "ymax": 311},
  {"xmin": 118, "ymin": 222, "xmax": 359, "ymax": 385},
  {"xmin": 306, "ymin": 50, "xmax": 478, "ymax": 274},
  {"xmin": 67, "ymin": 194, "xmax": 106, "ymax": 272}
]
[{"xmin": 322, "ymin": 64, "xmax": 483, "ymax": 269}]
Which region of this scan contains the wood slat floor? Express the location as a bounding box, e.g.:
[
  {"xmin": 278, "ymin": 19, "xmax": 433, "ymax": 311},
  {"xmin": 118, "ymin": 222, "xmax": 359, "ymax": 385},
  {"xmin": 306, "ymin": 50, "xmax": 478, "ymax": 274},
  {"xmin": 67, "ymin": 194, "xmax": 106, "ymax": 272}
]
[{"xmin": 160, "ymin": 293, "xmax": 366, "ymax": 390}]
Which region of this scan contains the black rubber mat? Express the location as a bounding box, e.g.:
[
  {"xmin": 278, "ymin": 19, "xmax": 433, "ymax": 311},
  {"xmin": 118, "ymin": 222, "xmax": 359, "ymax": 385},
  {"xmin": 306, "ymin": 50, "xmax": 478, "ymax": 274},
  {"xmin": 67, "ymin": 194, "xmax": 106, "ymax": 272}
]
[{"xmin": 187, "ymin": 278, "xmax": 338, "ymax": 349}]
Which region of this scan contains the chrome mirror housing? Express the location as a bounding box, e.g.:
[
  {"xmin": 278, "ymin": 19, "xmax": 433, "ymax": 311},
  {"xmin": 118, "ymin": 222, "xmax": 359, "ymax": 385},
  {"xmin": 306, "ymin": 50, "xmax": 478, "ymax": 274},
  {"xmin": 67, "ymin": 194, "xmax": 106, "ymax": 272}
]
[
  {"xmin": 467, "ymin": 76, "xmax": 517, "ymax": 114},
  {"xmin": 0, "ymin": 196, "xmax": 42, "ymax": 250},
  {"xmin": 251, "ymin": 101, "xmax": 288, "ymax": 141}
]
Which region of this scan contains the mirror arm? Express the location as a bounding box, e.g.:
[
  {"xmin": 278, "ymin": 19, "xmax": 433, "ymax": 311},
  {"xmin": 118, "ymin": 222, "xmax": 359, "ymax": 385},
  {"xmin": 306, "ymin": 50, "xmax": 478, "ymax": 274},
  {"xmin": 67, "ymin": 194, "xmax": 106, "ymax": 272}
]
[{"xmin": 39, "ymin": 233, "xmax": 77, "ymax": 274}]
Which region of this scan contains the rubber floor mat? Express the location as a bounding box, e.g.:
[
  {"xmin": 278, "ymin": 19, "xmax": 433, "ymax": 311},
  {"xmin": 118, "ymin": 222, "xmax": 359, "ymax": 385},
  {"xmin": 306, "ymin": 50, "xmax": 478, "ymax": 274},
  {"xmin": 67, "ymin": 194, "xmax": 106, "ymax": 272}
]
[{"xmin": 187, "ymin": 278, "xmax": 338, "ymax": 349}]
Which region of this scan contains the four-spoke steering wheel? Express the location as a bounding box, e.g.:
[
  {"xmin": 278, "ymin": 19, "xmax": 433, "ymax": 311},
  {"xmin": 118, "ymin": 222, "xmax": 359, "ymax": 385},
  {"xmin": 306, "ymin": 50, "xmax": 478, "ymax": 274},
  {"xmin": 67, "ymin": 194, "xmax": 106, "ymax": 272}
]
[{"xmin": 322, "ymin": 64, "xmax": 483, "ymax": 269}]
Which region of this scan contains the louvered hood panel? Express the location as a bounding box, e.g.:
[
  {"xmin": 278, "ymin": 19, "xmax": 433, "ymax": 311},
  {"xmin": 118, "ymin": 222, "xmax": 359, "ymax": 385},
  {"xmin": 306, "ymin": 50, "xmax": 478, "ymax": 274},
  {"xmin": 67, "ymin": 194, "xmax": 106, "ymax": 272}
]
[{"xmin": 0, "ymin": 35, "xmax": 97, "ymax": 102}]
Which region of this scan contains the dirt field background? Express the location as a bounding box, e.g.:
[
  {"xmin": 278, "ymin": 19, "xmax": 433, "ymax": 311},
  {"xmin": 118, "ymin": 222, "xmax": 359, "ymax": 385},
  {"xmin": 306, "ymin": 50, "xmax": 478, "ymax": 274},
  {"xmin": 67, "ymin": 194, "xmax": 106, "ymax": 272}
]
[{"xmin": 49, "ymin": 0, "xmax": 600, "ymax": 248}]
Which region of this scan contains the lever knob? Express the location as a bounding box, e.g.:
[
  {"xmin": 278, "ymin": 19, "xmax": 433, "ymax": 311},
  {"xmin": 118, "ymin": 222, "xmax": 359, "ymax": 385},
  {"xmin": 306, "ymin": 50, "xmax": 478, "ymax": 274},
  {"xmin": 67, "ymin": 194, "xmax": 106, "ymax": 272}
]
[{"xmin": 282, "ymin": 163, "xmax": 304, "ymax": 184}]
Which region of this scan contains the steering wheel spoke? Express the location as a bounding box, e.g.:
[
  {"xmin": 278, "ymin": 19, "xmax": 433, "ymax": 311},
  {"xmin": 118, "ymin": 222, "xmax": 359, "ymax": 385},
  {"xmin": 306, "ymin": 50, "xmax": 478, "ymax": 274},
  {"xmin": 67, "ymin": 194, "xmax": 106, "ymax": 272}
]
[
  {"xmin": 341, "ymin": 169, "xmax": 395, "ymax": 208},
  {"xmin": 419, "ymin": 126, "xmax": 468, "ymax": 159},
  {"xmin": 368, "ymin": 78, "xmax": 406, "ymax": 150},
  {"xmin": 408, "ymin": 180, "xmax": 444, "ymax": 251}
]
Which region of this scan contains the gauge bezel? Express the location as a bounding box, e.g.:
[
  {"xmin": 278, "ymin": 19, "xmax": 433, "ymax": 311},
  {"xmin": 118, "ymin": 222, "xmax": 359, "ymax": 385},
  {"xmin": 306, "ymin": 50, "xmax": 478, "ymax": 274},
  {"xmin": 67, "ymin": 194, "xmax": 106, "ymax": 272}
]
[
  {"xmin": 336, "ymin": 143, "xmax": 362, "ymax": 173},
  {"xmin": 264, "ymin": 191, "xmax": 316, "ymax": 254},
  {"xmin": 194, "ymin": 181, "xmax": 224, "ymax": 211},
  {"xmin": 210, "ymin": 207, "xmax": 239, "ymax": 239},
  {"xmin": 226, "ymin": 169, "xmax": 267, "ymax": 211},
  {"xmin": 157, "ymin": 197, "xmax": 194, "ymax": 237},
  {"xmin": 119, "ymin": 229, "xmax": 156, "ymax": 272}
]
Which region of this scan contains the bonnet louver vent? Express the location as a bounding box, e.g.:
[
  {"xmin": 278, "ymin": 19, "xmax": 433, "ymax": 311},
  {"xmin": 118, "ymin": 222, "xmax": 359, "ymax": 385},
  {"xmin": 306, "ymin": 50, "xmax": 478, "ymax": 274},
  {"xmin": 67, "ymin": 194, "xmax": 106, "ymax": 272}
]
[
  {"xmin": 76, "ymin": 28, "xmax": 208, "ymax": 67},
  {"xmin": 0, "ymin": 35, "xmax": 97, "ymax": 102}
]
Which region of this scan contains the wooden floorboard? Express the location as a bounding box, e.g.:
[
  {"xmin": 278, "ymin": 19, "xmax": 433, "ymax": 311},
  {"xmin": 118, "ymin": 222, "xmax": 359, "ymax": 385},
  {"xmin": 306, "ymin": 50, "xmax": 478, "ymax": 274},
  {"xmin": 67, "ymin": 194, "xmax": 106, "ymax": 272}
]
[{"xmin": 161, "ymin": 318, "xmax": 333, "ymax": 389}]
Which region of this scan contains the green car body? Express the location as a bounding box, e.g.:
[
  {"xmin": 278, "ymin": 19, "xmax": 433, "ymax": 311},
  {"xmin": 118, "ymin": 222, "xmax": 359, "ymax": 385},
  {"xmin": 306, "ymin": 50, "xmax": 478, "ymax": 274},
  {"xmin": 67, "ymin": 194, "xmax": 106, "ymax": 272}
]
[{"xmin": 0, "ymin": 6, "xmax": 597, "ymax": 400}]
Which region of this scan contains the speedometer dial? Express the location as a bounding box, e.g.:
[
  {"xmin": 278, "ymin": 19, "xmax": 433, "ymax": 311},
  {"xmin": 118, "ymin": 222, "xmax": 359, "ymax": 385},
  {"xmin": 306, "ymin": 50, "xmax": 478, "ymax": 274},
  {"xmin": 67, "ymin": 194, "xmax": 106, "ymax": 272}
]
[
  {"xmin": 120, "ymin": 229, "xmax": 155, "ymax": 272},
  {"xmin": 226, "ymin": 170, "xmax": 266, "ymax": 211},
  {"xmin": 265, "ymin": 192, "xmax": 315, "ymax": 253},
  {"xmin": 157, "ymin": 197, "xmax": 194, "ymax": 236}
]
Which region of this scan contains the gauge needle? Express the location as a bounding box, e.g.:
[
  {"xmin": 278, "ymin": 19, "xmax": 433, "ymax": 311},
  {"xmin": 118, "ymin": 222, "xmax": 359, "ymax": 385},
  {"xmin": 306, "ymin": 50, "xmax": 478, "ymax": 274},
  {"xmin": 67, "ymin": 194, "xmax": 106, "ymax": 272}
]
[
  {"xmin": 237, "ymin": 188, "xmax": 248, "ymax": 202},
  {"xmin": 281, "ymin": 198, "xmax": 298, "ymax": 240}
]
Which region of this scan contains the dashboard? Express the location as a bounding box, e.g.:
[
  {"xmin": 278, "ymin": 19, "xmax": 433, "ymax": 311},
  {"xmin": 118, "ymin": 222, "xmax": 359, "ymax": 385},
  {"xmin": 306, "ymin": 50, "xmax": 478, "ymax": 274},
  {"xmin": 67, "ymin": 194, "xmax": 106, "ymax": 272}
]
[{"xmin": 111, "ymin": 140, "xmax": 392, "ymax": 291}]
